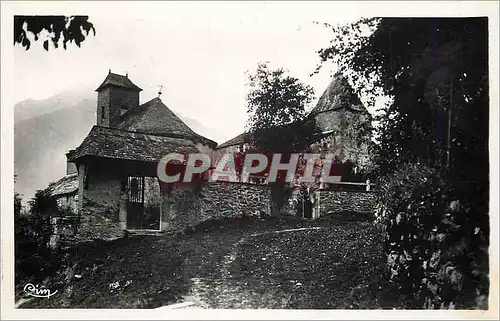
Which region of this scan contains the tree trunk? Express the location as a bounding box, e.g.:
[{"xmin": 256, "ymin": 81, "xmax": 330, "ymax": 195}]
[{"xmin": 446, "ymin": 79, "xmax": 453, "ymax": 168}]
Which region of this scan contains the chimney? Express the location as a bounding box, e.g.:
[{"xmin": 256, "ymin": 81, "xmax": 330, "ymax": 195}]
[
  {"xmin": 66, "ymin": 152, "xmax": 77, "ymax": 175},
  {"xmin": 67, "ymin": 161, "xmax": 77, "ymax": 175}
]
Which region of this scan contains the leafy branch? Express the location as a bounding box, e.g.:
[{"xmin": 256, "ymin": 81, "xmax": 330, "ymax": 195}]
[{"xmin": 14, "ymin": 15, "xmax": 96, "ymax": 51}]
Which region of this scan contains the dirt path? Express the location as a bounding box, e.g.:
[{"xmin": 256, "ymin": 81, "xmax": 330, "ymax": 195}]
[
  {"xmin": 177, "ymin": 227, "xmax": 323, "ymax": 309},
  {"xmin": 19, "ymin": 217, "xmax": 400, "ymax": 309}
]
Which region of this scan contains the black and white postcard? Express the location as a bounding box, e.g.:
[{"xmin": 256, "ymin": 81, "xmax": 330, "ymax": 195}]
[{"xmin": 1, "ymin": 1, "xmax": 499, "ymax": 320}]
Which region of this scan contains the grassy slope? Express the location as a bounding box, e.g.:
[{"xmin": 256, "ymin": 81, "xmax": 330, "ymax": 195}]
[{"xmin": 19, "ymin": 216, "xmax": 405, "ymax": 309}]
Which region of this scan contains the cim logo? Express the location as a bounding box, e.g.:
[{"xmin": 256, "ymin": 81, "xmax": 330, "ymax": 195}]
[{"xmin": 23, "ymin": 283, "xmax": 58, "ymax": 299}]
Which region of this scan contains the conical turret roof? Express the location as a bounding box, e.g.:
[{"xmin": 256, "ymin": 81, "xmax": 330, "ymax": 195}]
[
  {"xmin": 310, "ymin": 73, "xmax": 365, "ymax": 116},
  {"xmin": 310, "ymin": 73, "xmax": 369, "ymax": 133}
]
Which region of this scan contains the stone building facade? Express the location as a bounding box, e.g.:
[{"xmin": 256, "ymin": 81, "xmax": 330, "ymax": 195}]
[
  {"xmin": 49, "ymin": 174, "xmax": 78, "ymax": 214},
  {"xmin": 49, "ymin": 71, "xmax": 376, "ymax": 243},
  {"xmin": 213, "ymin": 74, "xmax": 374, "ymax": 219},
  {"xmin": 66, "ymin": 72, "xmax": 218, "ymax": 240},
  {"xmin": 49, "ymin": 161, "xmax": 79, "ymax": 213}
]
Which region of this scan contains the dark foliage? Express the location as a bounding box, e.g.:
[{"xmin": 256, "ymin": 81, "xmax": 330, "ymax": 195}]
[
  {"xmin": 14, "ymin": 192, "xmax": 22, "ymax": 218},
  {"xmin": 317, "ymin": 18, "xmax": 488, "ymax": 176},
  {"xmin": 246, "ymin": 63, "xmax": 314, "ymax": 131},
  {"xmin": 317, "ymin": 17, "xmax": 489, "ymax": 308},
  {"xmin": 14, "ymin": 15, "xmax": 95, "ymax": 51},
  {"xmin": 15, "ymin": 187, "xmax": 75, "ymax": 284},
  {"xmin": 377, "ymin": 163, "xmax": 488, "ymax": 308}
]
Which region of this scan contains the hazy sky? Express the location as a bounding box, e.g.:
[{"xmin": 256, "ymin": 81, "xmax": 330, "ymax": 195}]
[
  {"xmin": 12, "ymin": 1, "xmax": 496, "ymax": 143},
  {"xmin": 12, "ymin": 1, "xmax": 369, "ymax": 142}
]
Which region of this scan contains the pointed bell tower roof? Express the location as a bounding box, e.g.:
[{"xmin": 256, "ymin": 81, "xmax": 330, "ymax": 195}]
[{"xmin": 95, "ymin": 71, "xmax": 142, "ymax": 92}]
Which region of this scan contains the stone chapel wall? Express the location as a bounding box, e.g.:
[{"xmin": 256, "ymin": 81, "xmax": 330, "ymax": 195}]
[
  {"xmin": 160, "ymin": 182, "xmax": 271, "ymax": 231},
  {"xmin": 76, "ymin": 164, "xmax": 124, "ymax": 242}
]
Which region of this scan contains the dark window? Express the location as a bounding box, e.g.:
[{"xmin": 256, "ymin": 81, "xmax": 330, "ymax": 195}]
[
  {"xmin": 84, "ymin": 172, "xmax": 89, "ymax": 189},
  {"xmin": 101, "ymin": 106, "xmax": 105, "ymax": 120}
]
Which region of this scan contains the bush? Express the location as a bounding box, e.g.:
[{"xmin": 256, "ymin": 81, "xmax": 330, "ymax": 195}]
[
  {"xmin": 376, "ymin": 163, "xmax": 488, "ymax": 309},
  {"xmin": 15, "ymin": 188, "xmax": 74, "ymax": 284}
]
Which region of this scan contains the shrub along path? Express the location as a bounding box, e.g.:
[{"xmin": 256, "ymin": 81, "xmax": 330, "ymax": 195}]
[{"xmin": 19, "ymin": 216, "xmax": 406, "ymax": 309}]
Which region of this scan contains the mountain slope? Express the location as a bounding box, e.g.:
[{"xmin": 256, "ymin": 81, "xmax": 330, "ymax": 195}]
[
  {"xmin": 14, "ymin": 90, "xmax": 224, "ymax": 204},
  {"xmin": 14, "ymin": 86, "xmax": 95, "ymax": 124},
  {"xmin": 15, "ymin": 98, "xmax": 95, "ymax": 204}
]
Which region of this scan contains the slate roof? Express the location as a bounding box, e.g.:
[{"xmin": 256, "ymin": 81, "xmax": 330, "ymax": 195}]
[
  {"xmin": 118, "ymin": 97, "xmax": 217, "ymax": 147},
  {"xmin": 216, "ymin": 119, "xmax": 319, "ymax": 150},
  {"xmin": 71, "ymin": 73, "xmax": 218, "ymax": 163},
  {"xmin": 95, "ymin": 72, "xmax": 142, "ymax": 92},
  {"xmin": 216, "ymin": 132, "xmax": 250, "ymax": 149},
  {"xmin": 50, "ymin": 173, "xmax": 78, "ymax": 196},
  {"xmin": 67, "ymin": 126, "xmax": 200, "ymax": 163}
]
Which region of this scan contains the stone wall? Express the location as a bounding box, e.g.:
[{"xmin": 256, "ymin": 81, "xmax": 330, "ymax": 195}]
[
  {"xmin": 160, "ymin": 183, "xmax": 201, "ymax": 231},
  {"xmin": 69, "ymin": 171, "xmax": 375, "ymax": 243},
  {"xmin": 55, "ymin": 193, "xmax": 78, "ymax": 214},
  {"xmin": 160, "ymin": 182, "xmax": 271, "ymax": 231},
  {"xmin": 96, "ymin": 87, "xmax": 110, "ymax": 126},
  {"xmin": 315, "ymin": 189, "xmax": 376, "ymax": 216},
  {"xmin": 76, "ymin": 164, "xmax": 124, "ymax": 241},
  {"xmin": 76, "ymin": 197, "xmax": 123, "ymax": 242},
  {"xmin": 202, "ymin": 182, "xmax": 271, "ymax": 217}
]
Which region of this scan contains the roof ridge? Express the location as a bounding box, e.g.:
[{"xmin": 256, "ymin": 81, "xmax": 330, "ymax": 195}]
[
  {"xmin": 52, "ymin": 172, "xmax": 78, "ymax": 181},
  {"xmin": 216, "ymin": 131, "xmax": 251, "ymax": 149},
  {"xmin": 63, "ymin": 173, "xmax": 78, "ymax": 178},
  {"xmin": 92, "ymin": 125, "xmax": 194, "ymax": 142}
]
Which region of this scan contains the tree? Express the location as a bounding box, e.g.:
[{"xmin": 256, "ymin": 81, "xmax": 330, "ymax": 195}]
[
  {"xmin": 316, "ymin": 18, "xmax": 489, "ymax": 308},
  {"xmin": 16, "ymin": 186, "xmax": 62, "ymax": 282},
  {"xmin": 14, "ymin": 192, "xmax": 22, "ymax": 218},
  {"xmin": 316, "ymin": 18, "xmax": 488, "ymax": 178},
  {"xmin": 245, "ymin": 62, "xmax": 320, "ymax": 214},
  {"xmin": 14, "ymin": 15, "xmax": 95, "ymax": 51},
  {"xmin": 246, "ymin": 62, "xmax": 317, "ymax": 152},
  {"xmin": 27, "ymin": 187, "xmax": 59, "ymax": 245}
]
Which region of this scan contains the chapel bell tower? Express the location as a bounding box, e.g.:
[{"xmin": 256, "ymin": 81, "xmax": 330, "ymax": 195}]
[{"xmin": 95, "ymin": 70, "xmax": 142, "ymax": 127}]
